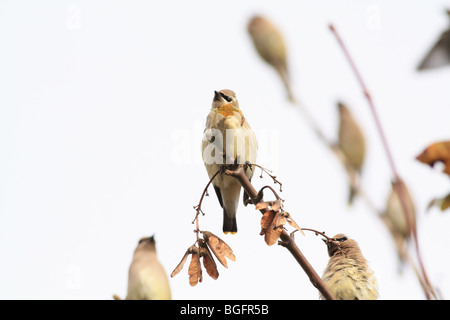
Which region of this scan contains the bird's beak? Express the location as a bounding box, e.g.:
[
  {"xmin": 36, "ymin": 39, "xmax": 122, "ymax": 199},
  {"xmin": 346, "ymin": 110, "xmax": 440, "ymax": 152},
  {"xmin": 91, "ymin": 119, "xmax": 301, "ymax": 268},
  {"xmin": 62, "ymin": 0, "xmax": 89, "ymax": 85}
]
[
  {"xmin": 324, "ymin": 239, "xmax": 339, "ymax": 257},
  {"xmin": 214, "ymin": 90, "xmax": 222, "ymax": 101}
]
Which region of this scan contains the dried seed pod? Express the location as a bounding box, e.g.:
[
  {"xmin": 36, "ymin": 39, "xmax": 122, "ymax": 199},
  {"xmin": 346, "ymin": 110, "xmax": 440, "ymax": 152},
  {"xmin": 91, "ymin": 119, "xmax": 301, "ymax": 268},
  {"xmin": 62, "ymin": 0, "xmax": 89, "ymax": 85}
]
[
  {"xmin": 202, "ymin": 231, "xmax": 236, "ymax": 268},
  {"xmin": 198, "ymin": 239, "xmax": 219, "ymax": 280},
  {"xmin": 170, "ymin": 247, "xmax": 192, "ymax": 278},
  {"xmin": 187, "ymin": 246, "xmax": 202, "ymax": 286}
]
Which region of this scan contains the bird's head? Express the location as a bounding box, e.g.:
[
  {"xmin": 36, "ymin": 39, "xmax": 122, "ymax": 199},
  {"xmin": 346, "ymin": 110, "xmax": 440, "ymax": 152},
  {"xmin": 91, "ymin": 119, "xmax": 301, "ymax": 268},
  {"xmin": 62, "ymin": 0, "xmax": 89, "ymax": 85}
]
[{"xmin": 212, "ymin": 89, "xmax": 239, "ymax": 109}]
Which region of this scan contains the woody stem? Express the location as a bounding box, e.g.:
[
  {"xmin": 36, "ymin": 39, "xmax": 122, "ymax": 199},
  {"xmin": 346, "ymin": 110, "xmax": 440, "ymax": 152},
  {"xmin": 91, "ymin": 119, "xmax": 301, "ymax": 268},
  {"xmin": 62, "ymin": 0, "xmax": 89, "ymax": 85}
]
[{"xmin": 225, "ymin": 167, "xmax": 336, "ymax": 300}]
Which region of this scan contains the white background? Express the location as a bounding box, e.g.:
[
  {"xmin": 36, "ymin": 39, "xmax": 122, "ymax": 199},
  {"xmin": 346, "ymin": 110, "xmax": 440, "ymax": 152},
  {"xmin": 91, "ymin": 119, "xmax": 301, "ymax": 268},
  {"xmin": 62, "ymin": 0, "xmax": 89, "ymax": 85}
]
[{"xmin": 1, "ymin": 0, "xmax": 449, "ymax": 300}]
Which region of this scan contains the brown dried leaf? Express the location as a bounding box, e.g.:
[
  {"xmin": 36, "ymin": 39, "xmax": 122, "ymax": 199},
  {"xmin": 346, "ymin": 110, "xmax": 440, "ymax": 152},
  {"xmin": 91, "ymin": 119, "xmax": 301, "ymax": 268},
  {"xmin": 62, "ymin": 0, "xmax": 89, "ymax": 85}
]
[
  {"xmin": 255, "ymin": 201, "xmax": 270, "ymax": 210},
  {"xmin": 271, "ymin": 200, "xmax": 282, "ymax": 212},
  {"xmin": 198, "ymin": 239, "xmax": 219, "ymax": 280},
  {"xmin": 273, "ymin": 211, "xmax": 286, "ymax": 228},
  {"xmin": 260, "ymin": 209, "xmax": 276, "ymax": 235},
  {"xmin": 256, "ymin": 200, "xmax": 281, "ymax": 212},
  {"xmin": 170, "ymin": 248, "xmax": 191, "ymax": 278},
  {"xmin": 187, "ymin": 245, "xmax": 202, "ymax": 286},
  {"xmin": 202, "ymin": 231, "xmax": 236, "ymax": 268},
  {"xmin": 284, "ymin": 211, "xmax": 305, "ymax": 235},
  {"xmin": 416, "ymin": 141, "xmax": 450, "ymax": 176},
  {"xmin": 264, "ymin": 220, "xmax": 283, "ymax": 246},
  {"xmin": 427, "ymin": 192, "xmax": 450, "ymax": 212}
]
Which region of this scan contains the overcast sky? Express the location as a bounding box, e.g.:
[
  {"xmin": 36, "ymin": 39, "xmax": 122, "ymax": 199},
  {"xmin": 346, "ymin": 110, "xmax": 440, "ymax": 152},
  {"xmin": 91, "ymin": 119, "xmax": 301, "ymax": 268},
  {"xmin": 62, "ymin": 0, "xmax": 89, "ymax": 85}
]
[{"xmin": 1, "ymin": 1, "xmax": 450, "ymax": 300}]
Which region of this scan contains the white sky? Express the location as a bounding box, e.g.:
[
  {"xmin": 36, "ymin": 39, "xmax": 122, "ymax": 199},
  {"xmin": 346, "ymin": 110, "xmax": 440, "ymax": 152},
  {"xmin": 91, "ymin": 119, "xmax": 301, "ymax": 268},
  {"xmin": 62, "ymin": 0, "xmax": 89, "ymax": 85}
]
[{"xmin": 1, "ymin": 0, "xmax": 450, "ymax": 300}]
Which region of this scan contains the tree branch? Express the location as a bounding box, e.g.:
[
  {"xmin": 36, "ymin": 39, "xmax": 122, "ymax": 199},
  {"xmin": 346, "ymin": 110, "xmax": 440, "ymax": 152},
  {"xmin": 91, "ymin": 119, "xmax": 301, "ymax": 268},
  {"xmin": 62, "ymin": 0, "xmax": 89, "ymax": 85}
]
[{"xmin": 225, "ymin": 167, "xmax": 336, "ymax": 300}]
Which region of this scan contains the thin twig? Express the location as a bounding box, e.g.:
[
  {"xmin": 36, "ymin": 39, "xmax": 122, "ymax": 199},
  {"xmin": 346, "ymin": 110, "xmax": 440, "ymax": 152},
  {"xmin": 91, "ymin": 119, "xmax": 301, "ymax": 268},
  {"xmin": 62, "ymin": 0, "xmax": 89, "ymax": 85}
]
[
  {"xmin": 329, "ymin": 23, "xmax": 436, "ymax": 299},
  {"xmin": 259, "ymin": 185, "xmax": 284, "ymax": 201},
  {"xmin": 252, "ymin": 163, "xmax": 283, "ymax": 191},
  {"xmin": 225, "ymin": 167, "xmax": 336, "ymax": 300},
  {"xmin": 301, "ymin": 228, "xmax": 334, "ymax": 241},
  {"xmin": 192, "ymin": 169, "xmax": 221, "ymax": 240}
]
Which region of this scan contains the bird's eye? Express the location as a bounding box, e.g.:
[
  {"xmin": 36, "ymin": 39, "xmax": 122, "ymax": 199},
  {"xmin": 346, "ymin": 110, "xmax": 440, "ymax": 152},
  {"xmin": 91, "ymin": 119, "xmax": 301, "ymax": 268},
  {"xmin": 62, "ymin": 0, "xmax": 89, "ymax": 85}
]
[
  {"xmin": 335, "ymin": 236, "xmax": 347, "ymax": 242},
  {"xmin": 219, "ymin": 92, "xmax": 232, "ymax": 102}
]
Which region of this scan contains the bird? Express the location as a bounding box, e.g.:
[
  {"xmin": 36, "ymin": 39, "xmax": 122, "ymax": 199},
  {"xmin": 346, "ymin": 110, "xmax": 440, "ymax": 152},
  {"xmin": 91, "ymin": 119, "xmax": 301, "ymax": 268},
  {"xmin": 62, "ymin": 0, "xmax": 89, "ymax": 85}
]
[
  {"xmin": 125, "ymin": 236, "xmax": 172, "ymax": 300},
  {"xmin": 201, "ymin": 89, "xmax": 258, "ymax": 234},
  {"xmin": 382, "ymin": 179, "xmax": 417, "ymax": 272},
  {"xmin": 321, "ymin": 234, "xmax": 378, "ymax": 300},
  {"xmin": 417, "ymin": 9, "xmax": 450, "ymax": 71},
  {"xmin": 337, "ymin": 102, "xmax": 366, "ymax": 205},
  {"xmin": 384, "ymin": 180, "xmax": 417, "ymax": 240},
  {"xmin": 248, "ymin": 16, "xmax": 294, "ymax": 102}
]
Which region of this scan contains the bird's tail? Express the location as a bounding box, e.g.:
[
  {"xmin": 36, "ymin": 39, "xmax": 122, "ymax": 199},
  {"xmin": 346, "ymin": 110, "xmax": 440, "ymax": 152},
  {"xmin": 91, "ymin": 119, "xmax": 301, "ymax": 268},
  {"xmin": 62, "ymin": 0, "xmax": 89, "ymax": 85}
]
[
  {"xmin": 348, "ymin": 185, "xmax": 357, "ymax": 206},
  {"xmin": 223, "ymin": 208, "xmax": 237, "ymax": 234}
]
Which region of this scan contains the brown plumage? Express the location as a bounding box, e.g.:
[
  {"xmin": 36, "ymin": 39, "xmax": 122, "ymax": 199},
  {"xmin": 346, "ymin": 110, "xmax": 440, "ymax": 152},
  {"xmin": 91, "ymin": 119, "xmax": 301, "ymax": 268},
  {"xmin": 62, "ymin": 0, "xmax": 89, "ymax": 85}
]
[
  {"xmin": 337, "ymin": 102, "xmax": 366, "ymax": 205},
  {"xmin": 321, "ymin": 234, "xmax": 378, "ymax": 300},
  {"xmin": 248, "ymin": 16, "xmax": 294, "ymax": 102},
  {"xmin": 383, "ymin": 179, "xmax": 417, "ymax": 271},
  {"xmin": 126, "ymin": 236, "xmax": 171, "ymax": 300},
  {"xmin": 201, "ymin": 90, "xmax": 258, "ymax": 234}
]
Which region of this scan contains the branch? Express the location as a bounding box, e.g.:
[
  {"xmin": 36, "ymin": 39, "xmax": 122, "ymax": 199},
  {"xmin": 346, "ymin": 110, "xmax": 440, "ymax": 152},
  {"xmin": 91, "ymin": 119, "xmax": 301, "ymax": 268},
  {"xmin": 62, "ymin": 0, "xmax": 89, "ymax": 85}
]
[
  {"xmin": 329, "ymin": 23, "xmax": 436, "ymax": 299},
  {"xmin": 225, "ymin": 167, "xmax": 336, "ymax": 300},
  {"xmin": 192, "ymin": 169, "xmax": 221, "ymax": 240}
]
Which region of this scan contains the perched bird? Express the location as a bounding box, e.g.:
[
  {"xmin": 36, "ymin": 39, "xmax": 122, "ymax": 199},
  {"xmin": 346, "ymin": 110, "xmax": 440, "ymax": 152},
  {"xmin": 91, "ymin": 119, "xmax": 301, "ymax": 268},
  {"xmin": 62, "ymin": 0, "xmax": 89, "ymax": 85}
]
[
  {"xmin": 417, "ymin": 9, "xmax": 450, "ymax": 71},
  {"xmin": 248, "ymin": 16, "xmax": 294, "ymax": 102},
  {"xmin": 202, "ymin": 89, "xmax": 258, "ymax": 234},
  {"xmin": 337, "ymin": 102, "xmax": 366, "ymax": 205},
  {"xmin": 382, "ymin": 179, "xmax": 417, "ymax": 271},
  {"xmin": 321, "ymin": 234, "xmax": 378, "ymax": 300},
  {"xmin": 126, "ymin": 236, "xmax": 171, "ymax": 300}
]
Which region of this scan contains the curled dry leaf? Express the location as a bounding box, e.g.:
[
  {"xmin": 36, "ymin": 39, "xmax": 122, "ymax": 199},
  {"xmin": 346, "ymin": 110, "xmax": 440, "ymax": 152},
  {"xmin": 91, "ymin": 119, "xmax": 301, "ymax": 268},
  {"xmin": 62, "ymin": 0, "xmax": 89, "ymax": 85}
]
[
  {"xmin": 188, "ymin": 245, "xmax": 202, "ymax": 286},
  {"xmin": 271, "ymin": 200, "xmax": 282, "ymax": 212},
  {"xmin": 260, "ymin": 209, "xmax": 276, "ymax": 235},
  {"xmin": 198, "ymin": 239, "xmax": 219, "ymax": 280},
  {"xmin": 255, "ymin": 201, "xmax": 270, "ymax": 210},
  {"xmin": 202, "ymin": 231, "xmax": 236, "ymax": 268},
  {"xmin": 260, "ymin": 207, "xmax": 304, "ymax": 245},
  {"xmin": 416, "ymin": 141, "xmax": 450, "ymax": 176},
  {"xmin": 283, "ymin": 211, "xmax": 305, "ymax": 235},
  {"xmin": 273, "ymin": 211, "xmax": 287, "ymax": 229},
  {"xmin": 255, "ymin": 199, "xmax": 281, "ymax": 212},
  {"xmin": 264, "ymin": 218, "xmax": 283, "ymax": 246},
  {"xmin": 427, "ymin": 192, "xmax": 450, "ymax": 212}
]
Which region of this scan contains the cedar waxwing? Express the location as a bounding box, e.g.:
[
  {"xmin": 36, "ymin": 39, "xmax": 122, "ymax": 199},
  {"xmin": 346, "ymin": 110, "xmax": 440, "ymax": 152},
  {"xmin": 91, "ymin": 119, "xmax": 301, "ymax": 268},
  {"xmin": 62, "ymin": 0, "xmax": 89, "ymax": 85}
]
[
  {"xmin": 383, "ymin": 179, "xmax": 417, "ymax": 271},
  {"xmin": 321, "ymin": 234, "xmax": 378, "ymax": 300},
  {"xmin": 201, "ymin": 90, "xmax": 258, "ymax": 234},
  {"xmin": 337, "ymin": 102, "xmax": 366, "ymax": 205},
  {"xmin": 126, "ymin": 236, "xmax": 171, "ymax": 300},
  {"xmin": 417, "ymin": 9, "xmax": 450, "ymax": 71},
  {"xmin": 248, "ymin": 16, "xmax": 294, "ymax": 102}
]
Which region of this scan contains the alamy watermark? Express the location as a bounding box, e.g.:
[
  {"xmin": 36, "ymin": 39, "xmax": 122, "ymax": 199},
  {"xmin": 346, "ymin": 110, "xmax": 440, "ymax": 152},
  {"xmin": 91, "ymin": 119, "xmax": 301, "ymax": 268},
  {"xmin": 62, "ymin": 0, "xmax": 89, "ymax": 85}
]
[{"xmin": 170, "ymin": 121, "xmax": 280, "ymax": 171}]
